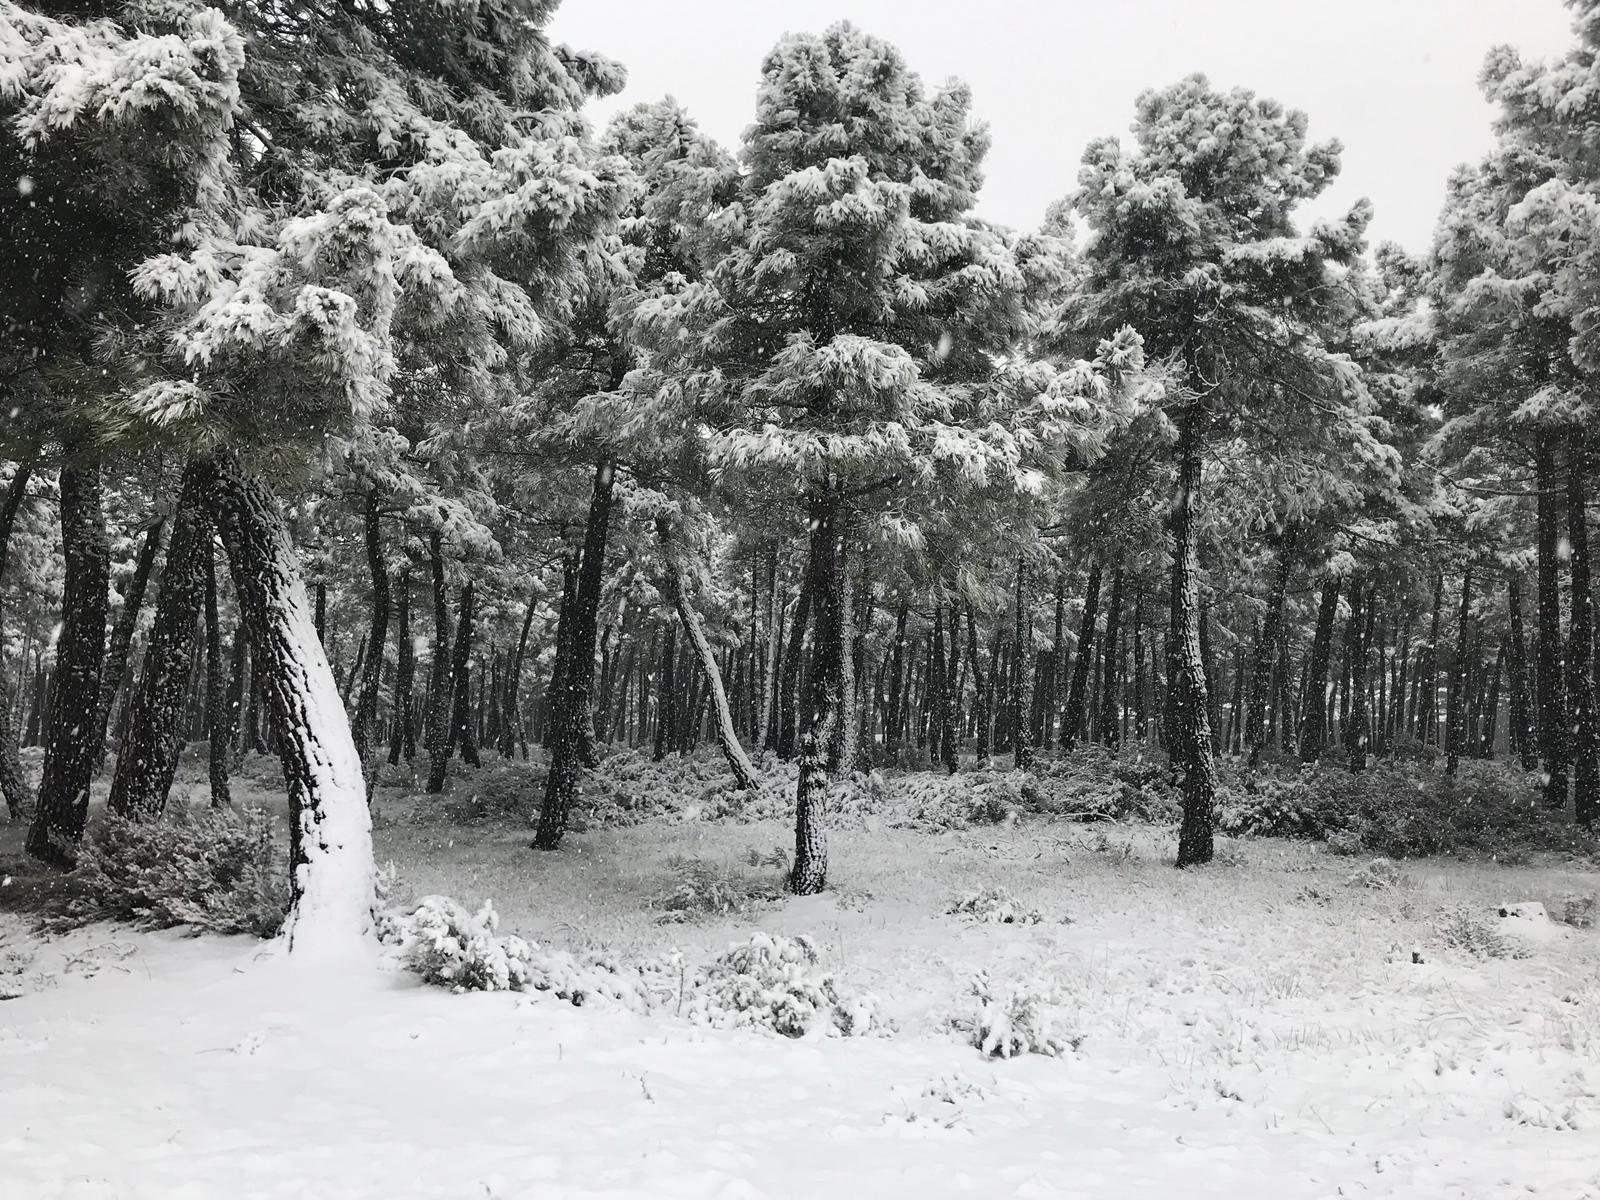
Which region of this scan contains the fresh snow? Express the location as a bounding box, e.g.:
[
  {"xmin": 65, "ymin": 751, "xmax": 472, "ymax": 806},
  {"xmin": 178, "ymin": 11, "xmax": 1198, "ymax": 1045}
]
[{"xmin": 3, "ymin": 879, "xmax": 1599, "ymax": 1200}]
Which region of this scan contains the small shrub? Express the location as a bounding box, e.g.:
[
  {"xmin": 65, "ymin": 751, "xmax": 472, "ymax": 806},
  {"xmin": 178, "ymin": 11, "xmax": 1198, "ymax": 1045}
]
[
  {"xmin": 1346, "ymin": 857, "xmax": 1401, "ymax": 889},
  {"xmin": 684, "ymin": 932, "xmax": 890, "ymax": 1038},
  {"xmin": 68, "ymin": 806, "xmax": 289, "ymax": 937},
  {"xmin": 1558, "ymin": 895, "xmax": 1596, "ymax": 929},
  {"xmin": 1435, "ymin": 905, "xmax": 1527, "ymax": 960},
  {"xmin": 945, "ymin": 885, "xmax": 1048, "ymax": 925},
  {"xmin": 950, "ymin": 971, "xmax": 1082, "ymax": 1059},
  {"xmin": 441, "ymin": 761, "xmax": 542, "ymax": 822},
  {"xmin": 653, "ymin": 855, "xmax": 784, "ymax": 923}
]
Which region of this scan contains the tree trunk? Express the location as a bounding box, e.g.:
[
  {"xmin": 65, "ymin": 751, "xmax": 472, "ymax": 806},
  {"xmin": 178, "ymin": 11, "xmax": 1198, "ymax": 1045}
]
[
  {"xmin": 95, "ymin": 516, "xmax": 165, "ymax": 763},
  {"xmin": 1297, "ymin": 577, "xmax": 1341, "ymax": 762},
  {"xmin": 205, "ymin": 539, "xmax": 229, "ymax": 808},
  {"xmin": 940, "ymin": 600, "xmax": 960, "ymax": 774},
  {"xmin": 203, "ymin": 457, "xmax": 372, "ymax": 954},
  {"xmin": 1247, "ymin": 525, "xmax": 1296, "ymax": 765},
  {"xmin": 499, "ymin": 588, "xmax": 537, "ymax": 759},
  {"xmin": 791, "ymin": 492, "xmax": 845, "ymax": 895},
  {"xmin": 108, "ymin": 464, "xmax": 213, "ymax": 821},
  {"xmin": 1567, "ymin": 435, "xmax": 1598, "ymax": 827},
  {"xmin": 968, "ymin": 604, "xmax": 991, "ymax": 766},
  {"xmin": 0, "ymin": 457, "xmax": 34, "ymax": 818},
  {"xmin": 1170, "ymin": 410, "xmax": 1218, "ymax": 866},
  {"xmin": 1098, "ymin": 567, "xmax": 1125, "ymax": 750},
  {"xmin": 1445, "ymin": 568, "xmax": 1474, "ymax": 777},
  {"xmin": 656, "ymin": 518, "xmax": 758, "ymax": 789},
  {"xmin": 534, "ymin": 457, "xmax": 616, "ymax": 850},
  {"xmin": 776, "ymin": 572, "xmax": 811, "ymax": 760},
  {"xmin": 388, "ymin": 572, "xmax": 415, "ymax": 765},
  {"xmin": 1507, "ymin": 576, "xmax": 1536, "ymax": 770},
  {"xmin": 652, "ymin": 624, "xmax": 677, "ymax": 761},
  {"xmin": 447, "ymin": 582, "xmax": 480, "ymax": 768},
  {"xmin": 351, "ymin": 494, "xmax": 391, "ymax": 793},
  {"xmin": 1061, "ymin": 563, "xmax": 1102, "ymax": 752},
  {"xmin": 1535, "ymin": 435, "xmax": 1570, "ymax": 808},
  {"xmin": 27, "ymin": 459, "xmax": 109, "ymax": 866},
  {"xmin": 1345, "ymin": 579, "xmax": 1373, "ymax": 772},
  {"xmin": 1011, "ymin": 557, "xmax": 1035, "ymax": 771},
  {"xmin": 424, "ymin": 531, "xmax": 453, "ymax": 794}
]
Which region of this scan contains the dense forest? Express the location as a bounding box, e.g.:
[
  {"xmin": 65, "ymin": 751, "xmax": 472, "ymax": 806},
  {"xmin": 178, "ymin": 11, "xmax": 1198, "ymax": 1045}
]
[{"xmin": 2, "ymin": 0, "xmax": 1600, "ymax": 955}]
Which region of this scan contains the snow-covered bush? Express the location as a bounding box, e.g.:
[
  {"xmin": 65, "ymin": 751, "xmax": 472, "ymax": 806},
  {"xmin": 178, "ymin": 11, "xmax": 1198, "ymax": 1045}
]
[
  {"xmin": 442, "ymin": 760, "xmax": 542, "ymax": 822},
  {"xmin": 1346, "ymin": 857, "xmax": 1402, "ymax": 889},
  {"xmin": 68, "ymin": 806, "xmax": 289, "ymax": 937},
  {"xmin": 1435, "ymin": 905, "xmax": 1527, "ymax": 960},
  {"xmin": 950, "ymin": 971, "xmax": 1082, "ymax": 1059},
  {"xmin": 1558, "ymin": 894, "xmax": 1596, "ymax": 929},
  {"xmin": 684, "ymin": 933, "xmax": 891, "ymax": 1038},
  {"xmin": 653, "ymin": 854, "xmax": 785, "ymax": 923},
  {"xmin": 945, "ymin": 885, "xmax": 1049, "ymax": 925},
  {"xmin": 892, "ymin": 771, "xmax": 1022, "ymax": 830}
]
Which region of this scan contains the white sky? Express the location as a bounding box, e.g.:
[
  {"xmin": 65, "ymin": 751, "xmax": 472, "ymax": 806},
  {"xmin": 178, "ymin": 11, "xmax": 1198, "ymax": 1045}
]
[{"xmin": 549, "ymin": 0, "xmax": 1576, "ymax": 251}]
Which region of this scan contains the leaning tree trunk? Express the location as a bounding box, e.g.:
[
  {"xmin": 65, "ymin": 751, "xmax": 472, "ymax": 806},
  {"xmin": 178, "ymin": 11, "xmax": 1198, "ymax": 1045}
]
[
  {"xmin": 1567, "ymin": 435, "xmax": 1599, "ymax": 828},
  {"xmin": 26, "ymin": 459, "xmax": 109, "ymax": 867},
  {"xmin": 0, "ymin": 456, "xmax": 34, "ymax": 819},
  {"xmin": 351, "ymin": 493, "xmax": 391, "ymax": 794},
  {"xmin": 388, "ymin": 572, "xmax": 415, "ymax": 766},
  {"xmin": 534, "ymin": 457, "xmax": 616, "ymax": 850},
  {"xmin": 1060, "ymin": 562, "xmax": 1102, "ymax": 752},
  {"xmin": 1247, "ymin": 525, "xmax": 1297, "ymax": 765},
  {"xmin": 1169, "ymin": 410, "xmax": 1219, "ymax": 868},
  {"xmin": 656, "ymin": 518, "xmax": 758, "ymax": 789},
  {"xmin": 424, "ymin": 531, "xmax": 453, "ymax": 794},
  {"xmin": 95, "ymin": 516, "xmax": 164, "ymax": 764},
  {"xmin": 1506, "ymin": 576, "xmax": 1537, "ymax": 770},
  {"xmin": 791, "ymin": 491, "xmax": 845, "ymax": 895},
  {"xmin": 205, "ymin": 541, "xmax": 230, "ymax": 808},
  {"xmin": 1535, "ymin": 435, "xmax": 1570, "ymax": 809},
  {"xmin": 204, "ymin": 456, "xmax": 373, "ymax": 954},
  {"xmin": 109, "ymin": 464, "xmax": 214, "ymax": 821},
  {"xmin": 1297, "ymin": 577, "xmax": 1341, "ymax": 762}
]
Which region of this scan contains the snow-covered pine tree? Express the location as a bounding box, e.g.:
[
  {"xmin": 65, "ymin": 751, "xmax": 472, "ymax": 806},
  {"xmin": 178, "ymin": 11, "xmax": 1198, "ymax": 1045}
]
[{"xmin": 632, "ymin": 25, "xmax": 1146, "ymax": 892}]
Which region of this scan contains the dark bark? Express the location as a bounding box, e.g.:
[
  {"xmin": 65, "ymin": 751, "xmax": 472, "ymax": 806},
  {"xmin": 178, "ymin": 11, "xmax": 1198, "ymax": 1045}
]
[
  {"xmin": 351, "ymin": 494, "xmax": 391, "ymax": 792},
  {"xmin": 388, "ymin": 572, "xmax": 415, "ymax": 765},
  {"xmin": 535, "ymin": 457, "xmax": 616, "ymax": 850},
  {"xmin": 776, "ymin": 571, "xmax": 812, "ymax": 760},
  {"xmin": 1297, "ymin": 578, "xmax": 1341, "ymax": 763},
  {"xmin": 0, "ymin": 457, "xmax": 33, "ymax": 818},
  {"xmin": 1169, "ymin": 410, "xmax": 1218, "ymax": 866},
  {"xmin": 884, "ymin": 602, "xmax": 910, "ymax": 764},
  {"xmin": 108, "ymin": 464, "xmax": 213, "ymax": 822},
  {"xmin": 446, "ymin": 582, "xmax": 480, "ymax": 768},
  {"xmin": 1506, "ymin": 576, "xmax": 1536, "ymax": 770},
  {"xmin": 1445, "ymin": 568, "xmax": 1474, "ymax": 777},
  {"xmin": 205, "ymin": 540, "xmax": 229, "ymax": 808},
  {"xmin": 95, "ymin": 516, "xmax": 164, "ymax": 762},
  {"xmin": 968, "ymin": 604, "xmax": 992, "ymax": 766},
  {"xmin": 652, "ymin": 624, "xmax": 678, "ymax": 761},
  {"xmin": 1098, "ymin": 568, "xmax": 1125, "ymax": 750},
  {"xmin": 1345, "ymin": 580, "xmax": 1374, "ymax": 772},
  {"xmin": 940, "ymin": 601, "xmax": 960, "ymax": 774},
  {"xmin": 27, "ymin": 459, "xmax": 109, "ymax": 867},
  {"xmin": 1535, "ymin": 435, "xmax": 1570, "ymax": 808},
  {"xmin": 424, "ymin": 531, "xmax": 453, "ymax": 793},
  {"xmin": 498, "ymin": 588, "xmax": 537, "ymax": 758},
  {"xmin": 1011, "ymin": 557, "xmax": 1035, "ymax": 771},
  {"xmin": 1567, "ymin": 436, "xmax": 1598, "ymax": 827},
  {"xmin": 1061, "ymin": 563, "xmax": 1102, "ymax": 752},
  {"xmin": 1246, "ymin": 525, "xmax": 1297, "ymax": 765},
  {"xmin": 791, "ymin": 492, "xmax": 845, "ymax": 895}
]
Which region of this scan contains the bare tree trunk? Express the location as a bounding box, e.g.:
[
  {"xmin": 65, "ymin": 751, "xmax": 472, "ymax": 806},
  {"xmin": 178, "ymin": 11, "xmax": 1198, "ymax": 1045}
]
[
  {"xmin": 1169, "ymin": 410, "xmax": 1218, "ymax": 868},
  {"xmin": 1567, "ymin": 435, "xmax": 1598, "ymax": 827},
  {"xmin": 352, "ymin": 493, "xmax": 391, "ymax": 794},
  {"xmin": 388, "ymin": 572, "xmax": 415, "ymax": 765},
  {"xmin": 1098, "ymin": 567, "xmax": 1125, "ymax": 750},
  {"xmin": 27, "ymin": 458, "xmax": 109, "ymax": 866},
  {"xmin": 1507, "ymin": 575, "xmax": 1536, "ymax": 770},
  {"xmin": 1297, "ymin": 577, "xmax": 1341, "ymax": 762},
  {"xmin": 0, "ymin": 456, "xmax": 34, "ymax": 818},
  {"xmin": 791, "ymin": 492, "xmax": 845, "ymax": 895},
  {"xmin": 1536, "ymin": 435, "xmax": 1570, "ymax": 808},
  {"xmin": 1061, "ymin": 562, "xmax": 1101, "ymax": 752},
  {"xmin": 205, "ymin": 539, "xmax": 230, "ymax": 808},
  {"xmin": 424, "ymin": 531, "xmax": 453, "ymax": 793},
  {"xmin": 95, "ymin": 516, "xmax": 164, "ymax": 764}
]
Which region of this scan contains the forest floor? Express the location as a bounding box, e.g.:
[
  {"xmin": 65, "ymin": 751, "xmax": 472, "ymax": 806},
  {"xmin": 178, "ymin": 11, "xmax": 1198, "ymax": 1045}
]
[{"xmin": 1, "ymin": 753, "xmax": 1599, "ymax": 1198}]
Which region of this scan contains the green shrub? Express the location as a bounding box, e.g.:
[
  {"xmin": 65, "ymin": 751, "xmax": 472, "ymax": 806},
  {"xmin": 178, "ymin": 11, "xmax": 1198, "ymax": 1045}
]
[{"xmin": 69, "ymin": 805, "xmax": 290, "ymax": 937}]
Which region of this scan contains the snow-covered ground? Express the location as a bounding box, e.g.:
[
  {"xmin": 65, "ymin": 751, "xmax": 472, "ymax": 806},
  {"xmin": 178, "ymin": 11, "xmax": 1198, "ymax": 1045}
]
[{"xmin": 3, "ymin": 824, "xmax": 1599, "ymax": 1199}]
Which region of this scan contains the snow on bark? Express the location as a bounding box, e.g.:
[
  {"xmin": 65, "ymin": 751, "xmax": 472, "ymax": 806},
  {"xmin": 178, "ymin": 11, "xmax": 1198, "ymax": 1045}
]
[{"xmin": 205, "ymin": 458, "xmax": 373, "ymax": 957}]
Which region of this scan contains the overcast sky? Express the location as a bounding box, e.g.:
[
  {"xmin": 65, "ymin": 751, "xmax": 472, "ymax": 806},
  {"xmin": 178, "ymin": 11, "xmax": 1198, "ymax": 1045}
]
[{"xmin": 549, "ymin": 0, "xmax": 1576, "ymax": 251}]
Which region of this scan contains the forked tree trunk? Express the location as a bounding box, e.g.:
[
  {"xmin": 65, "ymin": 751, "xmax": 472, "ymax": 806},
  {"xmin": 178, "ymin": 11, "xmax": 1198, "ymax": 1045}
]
[
  {"xmin": 656, "ymin": 518, "xmax": 758, "ymax": 789},
  {"xmin": 1169, "ymin": 410, "xmax": 1219, "ymax": 868},
  {"xmin": 109, "ymin": 464, "xmax": 213, "ymax": 821},
  {"xmin": 96, "ymin": 516, "xmax": 164, "ymax": 763},
  {"xmin": 534, "ymin": 457, "xmax": 615, "ymax": 850},
  {"xmin": 1535, "ymin": 436, "xmax": 1570, "ymax": 808},
  {"xmin": 204, "ymin": 457, "xmax": 372, "ymax": 953},
  {"xmin": 791, "ymin": 492, "xmax": 845, "ymax": 895},
  {"xmin": 1061, "ymin": 562, "xmax": 1102, "ymax": 752},
  {"xmin": 1567, "ymin": 436, "xmax": 1598, "ymax": 827},
  {"xmin": 27, "ymin": 459, "xmax": 109, "ymax": 867}
]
